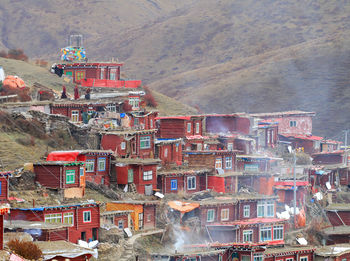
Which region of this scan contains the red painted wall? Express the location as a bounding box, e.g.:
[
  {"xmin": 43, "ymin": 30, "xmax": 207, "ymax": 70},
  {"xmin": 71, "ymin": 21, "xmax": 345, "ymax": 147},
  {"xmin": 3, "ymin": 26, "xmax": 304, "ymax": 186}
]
[
  {"xmin": 143, "ymin": 205, "xmax": 156, "ymax": 229},
  {"xmin": 84, "ymin": 154, "xmax": 111, "ymax": 186},
  {"xmin": 327, "ymin": 211, "xmax": 350, "ymax": 226},
  {"xmin": 267, "ymin": 115, "xmax": 313, "ymax": 136},
  {"xmin": 238, "ymin": 201, "xmax": 257, "ymax": 220},
  {"xmin": 200, "ymin": 204, "xmax": 236, "ymax": 226},
  {"xmin": 0, "ymin": 176, "xmax": 9, "ymax": 202},
  {"xmin": 158, "ymin": 119, "xmax": 185, "ymax": 138}
]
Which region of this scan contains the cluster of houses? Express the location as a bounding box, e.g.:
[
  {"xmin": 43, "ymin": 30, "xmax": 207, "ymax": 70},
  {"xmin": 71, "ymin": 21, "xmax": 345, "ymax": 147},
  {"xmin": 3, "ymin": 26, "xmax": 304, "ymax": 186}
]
[{"xmin": 0, "ymin": 60, "xmax": 349, "ymax": 260}]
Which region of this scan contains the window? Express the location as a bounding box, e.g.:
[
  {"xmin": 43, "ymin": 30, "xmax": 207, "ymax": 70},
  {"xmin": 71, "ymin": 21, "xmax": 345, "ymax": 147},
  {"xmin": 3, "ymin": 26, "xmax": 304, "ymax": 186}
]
[
  {"xmin": 341, "ymin": 259, "xmax": 346, "ymax": 261},
  {"xmin": 85, "ymin": 160, "xmax": 95, "ymax": 172},
  {"xmin": 164, "ymin": 148, "xmax": 168, "ymax": 157},
  {"xmin": 170, "ymin": 179, "xmax": 178, "ymax": 191},
  {"xmin": 71, "ymin": 110, "xmax": 79, "ymax": 122},
  {"xmin": 143, "ymin": 170, "xmax": 153, "ymax": 181},
  {"xmin": 121, "ymin": 142, "xmax": 126, "ymax": 150},
  {"xmin": 187, "ymin": 122, "xmax": 191, "ymax": 133},
  {"xmin": 129, "ymin": 97, "xmax": 140, "ymax": 109},
  {"xmin": 243, "ymin": 205, "xmax": 250, "ymax": 218},
  {"xmin": 138, "ymin": 213, "xmax": 143, "ymax": 230},
  {"xmin": 147, "ymin": 214, "xmax": 151, "ymax": 222},
  {"xmin": 134, "ymin": 118, "xmax": 139, "ymax": 126},
  {"xmin": 273, "ymin": 225, "xmax": 284, "ymax": 240},
  {"xmin": 244, "ymin": 164, "xmax": 259, "ymax": 172},
  {"xmin": 290, "ymin": 120, "xmax": 297, "ymax": 127},
  {"xmin": 260, "ymin": 226, "xmax": 272, "ymax": 242},
  {"xmin": 98, "ymin": 157, "xmax": 106, "ymax": 171},
  {"xmin": 243, "ymin": 230, "xmax": 253, "ymax": 242},
  {"xmin": 109, "ymin": 70, "xmax": 116, "ymax": 80},
  {"xmin": 83, "ymin": 211, "xmax": 91, "ymax": 223},
  {"xmin": 79, "ymin": 167, "xmax": 84, "ymax": 177},
  {"xmin": 254, "ymin": 254, "xmax": 263, "ymax": 261},
  {"xmin": 106, "ymin": 104, "xmax": 116, "ymax": 112},
  {"xmin": 207, "ymin": 209, "xmax": 215, "ymax": 222},
  {"xmin": 286, "ymin": 259, "xmax": 294, "ymax": 261},
  {"xmin": 45, "ymin": 213, "xmax": 62, "ymax": 223},
  {"xmin": 150, "ymin": 119, "xmax": 153, "ymax": 128},
  {"xmin": 140, "ymin": 136, "xmax": 151, "ymax": 149},
  {"xmin": 195, "ymin": 122, "xmax": 200, "ymax": 134},
  {"xmin": 66, "ymin": 170, "xmax": 75, "ymax": 184},
  {"xmin": 75, "ymin": 71, "xmax": 85, "ymax": 81},
  {"xmin": 300, "ymin": 257, "xmax": 308, "ymax": 261},
  {"xmin": 257, "ymin": 201, "xmax": 275, "ymax": 217},
  {"xmin": 215, "ymin": 158, "xmax": 222, "ymax": 170},
  {"xmin": 63, "ymin": 212, "xmax": 74, "ymax": 225},
  {"xmin": 197, "ymin": 143, "xmax": 202, "ymax": 151},
  {"xmin": 187, "ymin": 176, "xmax": 196, "ymax": 190},
  {"xmin": 225, "ymin": 157, "xmax": 232, "ymax": 169},
  {"xmin": 227, "ymin": 143, "xmax": 233, "ymax": 151},
  {"xmin": 118, "ymin": 220, "xmax": 124, "ymax": 229},
  {"xmin": 0, "ymin": 181, "xmax": 2, "ymax": 195},
  {"xmin": 221, "ymin": 209, "xmax": 229, "ymax": 221}
]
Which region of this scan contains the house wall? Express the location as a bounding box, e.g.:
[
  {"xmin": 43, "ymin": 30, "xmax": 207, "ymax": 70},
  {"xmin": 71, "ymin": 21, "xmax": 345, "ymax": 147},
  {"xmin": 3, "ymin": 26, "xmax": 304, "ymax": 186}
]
[
  {"xmin": 136, "ymin": 134, "xmax": 155, "ymax": 159},
  {"xmin": 238, "ymin": 226, "xmax": 259, "ymax": 243},
  {"xmin": 47, "ymin": 229, "xmax": 69, "ymax": 241},
  {"xmin": 100, "ymin": 134, "xmax": 127, "ymax": 156},
  {"xmin": 84, "ymin": 154, "xmax": 111, "ymax": 186},
  {"xmin": 106, "ymin": 203, "xmax": 146, "ymax": 231},
  {"xmin": 208, "ymin": 176, "xmax": 225, "ymax": 193},
  {"xmin": 252, "ymin": 176, "xmax": 275, "ymax": 195},
  {"xmin": 224, "ymin": 176, "xmax": 237, "ymax": 193},
  {"xmin": 206, "ymin": 116, "xmax": 236, "ymax": 134},
  {"xmin": 326, "ymin": 235, "xmax": 350, "ymax": 245},
  {"xmin": 235, "ymin": 117, "xmax": 251, "ymax": 135},
  {"xmin": 133, "ymin": 164, "xmax": 158, "ymax": 194},
  {"xmin": 158, "ymin": 119, "xmax": 185, "ymax": 138},
  {"xmin": 312, "ymin": 154, "xmax": 343, "ymax": 165},
  {"xmin": 34, "ymin": 165, "xmax": 61, "ymax": 188},
  {"xmin": 199, "ymin": 204, "xmax": 236, "ymax": 226},
  {"xmin": 143, "ymin": 205, "xmax": 156, "ymax": 229},
  {"xmin": 0, "ymin": 176, "xmax": 9, "ymax": 202},
  {"xmin": 114, "ymin": 215, "xmax": 129, "ymax": 229},
  {"xmin": 238, "ymin": 201, "xmax": 257, "ymax": 220},
  {"xmin": 266, "ymin": 115, "xmax": 313, "ymax": 135},
  {"xmin": 161, "ymin": 174, "xmax": 204, "ymax": 194},
  {"xmin": 265, "ymin": 252, "xmax": 313, "ymax": 261},
  {"xmin": 236, "ymin": 159, "xmax": 269, "ymax": 172}
]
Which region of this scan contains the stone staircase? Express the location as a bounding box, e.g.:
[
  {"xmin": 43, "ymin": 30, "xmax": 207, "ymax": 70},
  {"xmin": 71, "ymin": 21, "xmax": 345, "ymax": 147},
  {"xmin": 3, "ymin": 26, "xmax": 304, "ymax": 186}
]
[{"xmin": 119, "ymin": 241, "xmax": 135, "ymax": 261}]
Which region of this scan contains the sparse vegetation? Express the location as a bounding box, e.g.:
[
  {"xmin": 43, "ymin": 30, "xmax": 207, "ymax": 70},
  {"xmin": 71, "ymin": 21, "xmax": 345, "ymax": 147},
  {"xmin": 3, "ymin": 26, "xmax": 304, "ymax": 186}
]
[
  {"xmin": 0, "ymin": 49, "xmax": 28, "ymax": 62},
  {"xmin": 8, "ymin": 239, "xmax": 42, "ymax": 260},
  {"xmin": 143, "ymin": 86, "xmax": 158, "ymax": 107}
]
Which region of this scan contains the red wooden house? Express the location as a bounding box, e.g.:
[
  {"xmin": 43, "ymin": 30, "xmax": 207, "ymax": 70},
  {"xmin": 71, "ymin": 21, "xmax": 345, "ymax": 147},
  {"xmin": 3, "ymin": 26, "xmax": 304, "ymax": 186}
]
[
  {"xmin": 257, "ymin": 120, "xmax": 279, "ymax": 149},
  {"xmin": 251, "ymin": 110, "xmax": 316, "ymax": 136},
  {"xmin": 34, "ymin": 161, "xmax": 85, "ymax": 198},
  {"xmin": 100, "ymin": 129, "xmax": 156, "ymax": 159},
  {"xmin": 183, "ymin": 135, "xmax": 221, "ymax": 151},
  {"xmin": 309, "ymin": 165, "xmax": 350, "ymax": 191},
  {"xmin": 157, "ymin": 168, "xmax": 212, "ymax": 194},
  {"xmin": 8, "ymin": 203, "xmax": 100, "ymax": 244},
  {"xmin": 273, "ymin": 180, "xmax": 309, "ymax": 206},
  {"xmin": 151, "ymin": 249, "xmax": 228, "ymax": 261},
  {"xmin": 52, "ymin": 62, "xmax": 142, "ymax": 89},
  {"xmin": 280, "ymin": 134, "xmax": 323, "ymax": 154},
  {"xmin": 130, "ymin": 111, "xmax": 158, "ymax": 130},
  {"xmin": 321, "ymin": 139, "xmax": 342, "ymax": 152},
  {"xmin": 0, "ymin": 172, "xmax": 10, "ymax": 202},
  {"xmin": 155, "ymin": 138, "xmax": 183, "ymax": 166},
  {"xmin": 100, "ymin": 210, "xmax": 131, "ymax": 230},
  {"xmin": 325, "ymin": 204, "xmax": 350, "ymax": 227},
  {"xmin": 156, "ymin": 116, "xmax": 204, "ymax": 139},
  {"xmin": 50, "ymin": 100, "xmax": 124, "ymax": 123},
  {"xmin": 114, "ymin": 158, "xmax": 161, "ymax": 195},
  {"xmin": 106, "ymin": 200, "xmax": 158, "ymax": 231},
  {"xmin": 312, "ymin": 150, "xmax": 347, "ymax": 165},
  {"xmin": 47, "ymin": 150, "xmax": 114, "ymax": 186},
  {"xmin": 204, "ymin": 113, "xmax": 251, "ymax": 135},
  {"xmin": 218, "ymin": 134, "xmax": 255, "ymax": 154}
]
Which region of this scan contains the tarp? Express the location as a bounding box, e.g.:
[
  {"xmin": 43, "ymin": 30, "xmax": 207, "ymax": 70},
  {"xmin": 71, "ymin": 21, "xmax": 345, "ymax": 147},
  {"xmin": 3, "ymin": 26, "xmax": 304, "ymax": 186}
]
[
  {"xmin": 46, "ymin": 151, "xmax": 86, "ymax": 162},
  {"xmin": 3, "ymin": 75, "xmax": 25, "ymax": 89},
  {"xmin": 168, "ymin": 201, "xmax": 199, "ymax": 213},
  {"xmin": 0, "ymin": 66, "xmax": 5, "ymax": 82}
]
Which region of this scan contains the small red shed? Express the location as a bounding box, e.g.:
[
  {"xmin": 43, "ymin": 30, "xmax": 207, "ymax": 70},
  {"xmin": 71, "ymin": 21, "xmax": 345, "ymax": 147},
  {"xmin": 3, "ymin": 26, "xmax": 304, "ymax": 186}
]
[
  {"xmin": 114, "ymin": 158, "xmax": 161, "ymax": 195},
  {"xmin": 0, "ymin": 172, "xmax": 10, "ymax": 202},
  {"xmin": 155, "ymin": 138, "xmax": 183, "ymax": 166},
  {"xmin": 34, "ymin": 161, "xmax": 85, "ymax": 198},
  {"xmin": 156, "ymin": 116, "xmax": 204, "ymax": 139},
  {"xmin": 100, "ymin": 210, "xmax": 131, "ymax": 230},
  {"xmin": 100, "ymin": 129, "xmax": 157, "ymax": 159}
]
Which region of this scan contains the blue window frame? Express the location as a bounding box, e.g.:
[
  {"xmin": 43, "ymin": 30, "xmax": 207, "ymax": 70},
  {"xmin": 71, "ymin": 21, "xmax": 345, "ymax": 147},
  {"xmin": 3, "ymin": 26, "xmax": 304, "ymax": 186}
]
[
  {"xmin": 98, "ymin": 157, "xmax": 106, "ymax": 171},
  {"xmin": 0, "ymin": 181, "xmax": 2, "ymax": 195},
  {"xmin": 170, "ymin": 179, "xmax": 178, "ymax": 191}
]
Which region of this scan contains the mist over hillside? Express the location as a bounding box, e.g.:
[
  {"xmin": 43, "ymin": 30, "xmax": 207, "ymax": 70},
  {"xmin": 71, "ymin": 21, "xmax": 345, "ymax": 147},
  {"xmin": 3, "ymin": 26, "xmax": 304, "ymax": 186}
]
[{"xmin": 0, "ymin": 0, "xmax": 349, "ymax": 137}]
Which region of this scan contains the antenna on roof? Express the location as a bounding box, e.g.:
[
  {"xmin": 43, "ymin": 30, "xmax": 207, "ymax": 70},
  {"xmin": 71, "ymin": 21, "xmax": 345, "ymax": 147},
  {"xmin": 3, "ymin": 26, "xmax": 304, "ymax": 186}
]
[{"xmin": 68, "ymin": 34, "xmax": 83, "ymax": 47}]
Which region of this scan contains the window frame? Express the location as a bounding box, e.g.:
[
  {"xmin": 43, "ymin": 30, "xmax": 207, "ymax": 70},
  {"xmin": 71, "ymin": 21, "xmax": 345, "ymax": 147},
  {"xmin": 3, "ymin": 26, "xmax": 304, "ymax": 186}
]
[
  {"xmin": 143, "ymin": 170, "xmax": 153, "ymax": 181},
  {"xmin": 290, "ymin": 120, "xmax": 297, "ymax": 127},
  {"xmin": 215, "ymin": 158, "xmax": 222, "ymax": 170},
  {"xmin": 273, "ymin": 225, "xmax": 284, "ymax": 240},
  {"xmin": 71, "ymin": 110, "xmax": 79, "ymax": 122},
  {"xmin": 85, "ymin": 159, "xmax": 95, "ymax": 173},
  {"xmin": 121, "ymin": 141, "xmax": 126, "ymax": 150},
  {"xmin": 66, "ymin": 169, "xmax": 75, "ymax": 184},
  {"xmin": 260, "ymin": 226, "xmax": 272, "ymax": 242},
  {"xmin": 221, "ymin": 208, "xmax": 229, "ymax": 221},
  {"xmin": 187, "ymin": 122, "xmax": 191, "ymax": 133},
  {"xmin": 243, "ymin": 230, "xmax": 253, "ymax": 242},
  {"xmin": 225, "ymin": 157, "xmax": 232, "ymax": 169},
  {"xmin": 63, "ymin": 212, "xmax": 74, "ymax": 225},
  {"xmin": 170, "ymin": 179, "xmax": 178, "ymax": 191},
  {"xmin": 140, "ymin": 136, "xmax": 151, "ymax": 149},
  {"xmin": 227, "ymin": 143, "xmax": 233, "ymax": 151},
  {"xmin": 300, "ymin": 257, "xmax": 308, "ymax": 261},
  {"xmin": 187, "ymin": 176, "xmax": 196, "ymax": 190},
  {"xmin": 207, "ymin": 209, "xmax": 215, "ymax": 222},
  {"xmin": 97, "ymin": 157, "xmax": 106, "ymax": 171},
  {"xmin": 243, "ymin": 205, "xmax": 250, "ymax": 218},
  {"xmin": 118, "ymin": 220, "xmax": 124, "ymax": 229},
  {"xmin": 45, "ymin": 213, "xmax": 62, "ymax": 223},
  {"xmin": 83, "ymin": 211, "xmax": 92, "ymax": 223},
  {"xmin": 195, "ymin": 122, "xmax": 200, "ymax": 134}
]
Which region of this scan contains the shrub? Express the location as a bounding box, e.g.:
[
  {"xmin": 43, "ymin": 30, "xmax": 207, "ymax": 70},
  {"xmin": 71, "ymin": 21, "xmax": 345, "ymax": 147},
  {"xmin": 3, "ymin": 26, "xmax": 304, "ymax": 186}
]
[
  {"xmin": 143, "ymin": 86, "xmax": 158, "ymax": 107},
  {"xmin": 8, "ymin": 239, "xmax": 42, "ymax": 260},
  {"xmin": 15, "ymin": 136, "xmax": 32, "ymax": 146},
  {"xmin": 7, "ymin": 49, "xmax": 28, "ymax": 62},
  {"xmin": 122, "ymin": 100, "xmax": 133, "ymax": 112}
]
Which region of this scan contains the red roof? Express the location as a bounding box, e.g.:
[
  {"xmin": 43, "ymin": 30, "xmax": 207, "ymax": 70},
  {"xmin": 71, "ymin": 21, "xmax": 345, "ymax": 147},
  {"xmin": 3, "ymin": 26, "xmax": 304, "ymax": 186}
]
[
  {"xmin": 312, "ymin": 150, "xmax": 344, "ymax": 156},
  {"xmin": 56, "ymin": 62, "xmax": 123, "ymax": 68},
  {"xmin": 186, "ymin": 135, "xmax": 210, "ymax": 140}
]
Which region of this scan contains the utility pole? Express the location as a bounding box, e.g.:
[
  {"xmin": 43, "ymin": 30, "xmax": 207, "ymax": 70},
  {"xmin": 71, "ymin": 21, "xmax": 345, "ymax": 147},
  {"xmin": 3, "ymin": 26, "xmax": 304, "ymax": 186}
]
[
  {"xmin": 344, "ymin": 130, "xmax": 350, "ymax": 166},
  {"xmin": 293, "ymin": 149, "xmax": 297, "ymax": 228}
]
